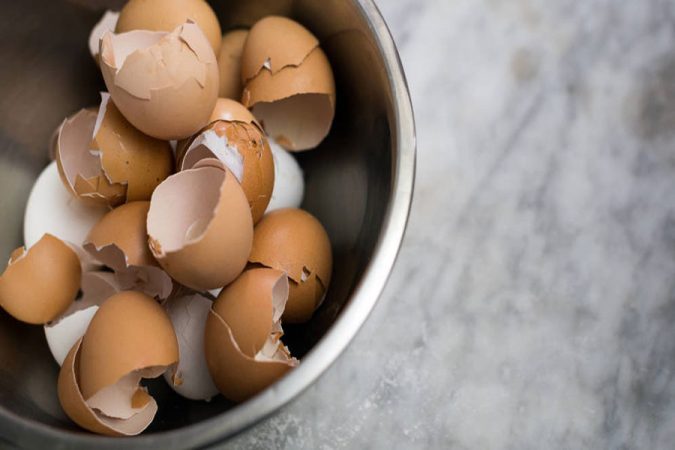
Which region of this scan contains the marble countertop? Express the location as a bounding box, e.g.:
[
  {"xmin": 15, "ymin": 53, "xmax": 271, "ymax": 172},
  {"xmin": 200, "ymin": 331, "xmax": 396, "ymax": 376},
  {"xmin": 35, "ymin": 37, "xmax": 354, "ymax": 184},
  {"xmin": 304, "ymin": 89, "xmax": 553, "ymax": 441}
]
[{"xmin": 226, "ymin": 0, "xmax": 675, "ymax": 448}]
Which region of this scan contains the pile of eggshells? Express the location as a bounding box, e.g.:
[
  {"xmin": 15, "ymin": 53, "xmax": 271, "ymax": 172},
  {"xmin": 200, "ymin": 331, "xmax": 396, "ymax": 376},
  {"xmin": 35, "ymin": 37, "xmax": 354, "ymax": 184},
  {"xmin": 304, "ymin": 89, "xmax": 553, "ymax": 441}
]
[{"xmin": 0, "ymin": 0, "xmax": 335, "ymax": 436}]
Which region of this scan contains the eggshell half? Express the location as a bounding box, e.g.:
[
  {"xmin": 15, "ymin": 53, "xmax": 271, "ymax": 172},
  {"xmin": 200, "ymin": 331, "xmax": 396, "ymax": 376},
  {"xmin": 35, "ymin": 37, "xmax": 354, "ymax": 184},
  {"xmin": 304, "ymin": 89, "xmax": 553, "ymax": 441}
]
[
  {"xmin": 266, "ymin": 137, "xmax": 304, "ymax": 212},
  {"xmin": 218, "ymin": 29, "xmax": 248, "ymax": 99},
  {"xmin": 208, "ymin": 98, "xmax": 259, "ymax": 125},
  {"xmin": 163, "ymin": 293, "xmax": 219, "ymax": 401},
  {"xmin": 44, "ymin": 272, "xmax": 120, "ymax": 366},
  {"xmin": 242, "ymin": 47, "xmax": 335, "ymax": 151},
  {"xmin": 79, "ymin": 291, "xmax": 178, "ymax": 402},
  {"xmin": 116, "ymin": 0, "xmax": 222, "ymax": 54},
  {"xmin": 180, "ymin": 120, "xmax": 274, "ymax": 223},
  {"xmin": 249, "ymin": 208, "xmax": 332, "ymax": 323},
  {"xmin": 0, "ymin": 234, "xmax": 81, "ymax": 325},
  {"xmin": 89, "ymin": 11, "xmax": 119, "ymax": 62},
  {"xmin": 58, "ymin": 338, "xmax": 157, "ymax": 436},
  {"xmin": 147, "ymin": 160, "xmax": 253, "ymax": 291},
  {"xmin": 100, "ymin": 22, "xmax": 219, "ymax": 140},
  {"xmin": 240, "ymin": 16, "xmax": 318, "ymax": 82}
]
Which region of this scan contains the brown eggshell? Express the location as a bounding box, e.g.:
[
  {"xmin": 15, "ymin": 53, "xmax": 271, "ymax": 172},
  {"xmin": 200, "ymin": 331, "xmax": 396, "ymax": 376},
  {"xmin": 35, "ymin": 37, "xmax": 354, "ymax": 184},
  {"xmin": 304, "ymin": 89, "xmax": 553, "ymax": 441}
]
[
  {"xmin": 180, "ymin": 120, "xmax": 274, "ymax": 223},
  {"xmin": 204, "ymin": 310, "xmax": 296, "ymax": 402},
  {"xmin": 58, "ymin": 338, "xmax": 157, "ymax": 436},
  {"xmin": 240, "ymin": 16, "xmax": 318, "ymax": 82},
  {"xmin": 79, "ymin": 291, "xmax": 178, "ymax": 400},
  {"xmin": 100, "ymin": 22, "xmax": 219, "ymax": 140},
  {"xmin": 242, "ymin": 47, "xmax": 335, "ymax": 151},
  {"xmin": 116, "ymin": 0, "xmax": 222, "ymax": 54},
  {"xmin": 0, "ymin": 234, "xmax": 81, "ymax": 325},
  {"xmin": 218, "ymin": 29, "xmax": 248, "ymax": 99},
  {"xmin": 249, "ymin": 208, "xmax": 332, "ymax": 323},
  {"xmin": 147, "ymin": 160, "xmax": 253, "ymax": 291},
  {"xmin": 213, "ymin": 268, "xmax": 287, "ymax": 357}
]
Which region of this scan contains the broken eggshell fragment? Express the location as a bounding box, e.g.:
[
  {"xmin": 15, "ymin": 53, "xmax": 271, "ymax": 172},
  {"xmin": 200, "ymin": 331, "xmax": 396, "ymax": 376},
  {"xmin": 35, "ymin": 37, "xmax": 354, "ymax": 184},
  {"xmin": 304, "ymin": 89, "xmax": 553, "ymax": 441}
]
[
  {"xmin": 45, "ymin": 271, "xmax": 120, "ymax": 366},
  {"xmin": 89, "ymin": 10, "xmax": 119, "ymax": 63},
  {"xmin": 204, "ymin": 268, "xmax": 297, "ymax": 402},
  {"xmin": 84, "ymin": 201, "xmax": 173, "ymax": 299},
  {"xmin": 163, "ymin": 293, "xmax": 219, "ymax": 401},
  {"xmin": 179, "ymin": 119, "xmax": 274, "ymax": 223},
  {"xmin": 147, "ymin": 159, "xmax": 253, "ymax": 291},
  {"xmin": 55, "ymin": 94, "xmax": 173, "ymax": 208},
  {"xmin": 99, "ymin": 22, "xmax": 219, "ymax": 140},
  {"xmin": 249, "ymin": 208, "xmax": 332, "ymax": 323},
  {"xmin": 0, "ymin": 234, "xmax": 81, "ymax": 325}
]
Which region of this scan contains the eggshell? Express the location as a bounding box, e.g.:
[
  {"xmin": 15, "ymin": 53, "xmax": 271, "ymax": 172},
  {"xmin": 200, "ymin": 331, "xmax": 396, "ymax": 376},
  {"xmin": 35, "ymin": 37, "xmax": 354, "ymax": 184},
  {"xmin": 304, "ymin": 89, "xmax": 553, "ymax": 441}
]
[
  {"xmin": 217, "ymin": 30, "xmax": 248, "ymax": 99},
  {"xmin": 242, "ymin": 47, "xmax": 335, "ymax": 151},
  {"xmin": 163, "ymin": 293, "xmax": 219, "ymax": 401},
  {"xmin": 147, "ymin": 160, "xmax": 253, "ymax": 291},
  {"xmin": 24, "ymin": 161, "xmax": 107, "ymax": 250},
  {"xmin": 208, "ymin": 98, "xmax": 259, "ymax": 125},
  {"xmin": 55, "ymin": 94, "xmax": 173, "ymax": 207},
  {"xmin": 116, "ymin": 0, "xmax": 222, "ymax": 54},
  {"xmin": 58, "ymin": 338, "xmax": 157, "ymax": 436},
  {"xmin": 0, "ymin": 234, "xmax": 81, "ymax": 325},
  {"xmin": 84, "ymin": 201, "xmax": 172, "ymax": 299},
  {"xmin": 45, "ymin": 272, "xmax": 120, "ymax": 366},
  {"xmin": 249, "ymin": 208, "xmax": 332, "ymax": 323},
  {"xmin": 240, "ymin": 16, "xmax": 318, "ymax": 82},
  {"xmin": 100, "ymin": 22, "xmax": 219, "ymax": 140},
  {"xmin": 79, "ymin": 291, "xmax": 178, "ymax": 404},
  {"xmin": 180, "ymin": 120, "xmax": 274, "ymax": 223},
  {"xmin": 266, "ymin": 137, "xmax": 304, "ymax": 212},
  {"xmin": 205, "ymin": 268, "xmax": 297, "ymax": 402},
  {"xmin": 89, "ymin": 11, "xmax": 119, "ymax": 62}
]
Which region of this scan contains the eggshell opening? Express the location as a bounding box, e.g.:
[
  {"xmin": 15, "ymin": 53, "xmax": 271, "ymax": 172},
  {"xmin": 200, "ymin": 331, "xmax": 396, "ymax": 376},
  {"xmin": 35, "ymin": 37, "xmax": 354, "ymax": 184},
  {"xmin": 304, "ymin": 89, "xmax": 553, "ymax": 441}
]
[
  {"xmin": 181, "ymin": 129, "xmax": 244, "ymax": 181},
  {"xmin": 147, "ymin": 161, "xmax": 253, "ymax": 291},
  {"xmin": 89, "ymin": 11, "xmax": 119, "ymax": 61},
  {"xmin": 0, "ymin": 234, "xmax": 82, "ymax": 325}
]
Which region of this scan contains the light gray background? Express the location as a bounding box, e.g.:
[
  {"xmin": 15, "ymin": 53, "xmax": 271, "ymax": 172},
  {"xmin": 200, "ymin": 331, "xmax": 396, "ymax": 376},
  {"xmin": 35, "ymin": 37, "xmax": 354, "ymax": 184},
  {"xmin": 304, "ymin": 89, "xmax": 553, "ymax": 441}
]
[{"xmin": 226, "ymin": 0, "xmax": 675, "ymax": 448}]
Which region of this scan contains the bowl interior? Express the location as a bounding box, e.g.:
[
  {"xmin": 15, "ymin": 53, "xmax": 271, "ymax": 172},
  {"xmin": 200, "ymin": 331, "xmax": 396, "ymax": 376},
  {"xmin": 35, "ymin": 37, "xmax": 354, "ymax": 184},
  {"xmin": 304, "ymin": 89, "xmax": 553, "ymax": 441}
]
[{"xmin": 0, "ymin": 0, "xmax": 396, "ymax": 446}]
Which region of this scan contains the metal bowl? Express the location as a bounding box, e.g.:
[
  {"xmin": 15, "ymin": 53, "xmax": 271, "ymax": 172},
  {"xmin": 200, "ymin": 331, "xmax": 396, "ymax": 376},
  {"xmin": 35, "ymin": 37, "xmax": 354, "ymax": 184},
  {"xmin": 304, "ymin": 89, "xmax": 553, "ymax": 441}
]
[{"xmin": 0, "ymin": 0, "xmax": 415, "ymax": 448}]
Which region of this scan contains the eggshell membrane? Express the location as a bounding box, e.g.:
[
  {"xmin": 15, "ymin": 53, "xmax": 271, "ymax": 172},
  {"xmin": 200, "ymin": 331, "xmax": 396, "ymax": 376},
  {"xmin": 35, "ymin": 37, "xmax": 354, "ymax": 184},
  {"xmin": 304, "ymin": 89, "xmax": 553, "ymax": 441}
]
[
  {"xmin": 266, "ymin": 138, "xmax": 304, "ymax": 212},
  {"xmin": 58, "ymin": 339, "xmax": 157, "ymax": 436},
  {"xmin": 249, "ymin": 208, "xmax": 332, "ymax": 323},
  {"xmin": 217, "ymin": 30, "xmax": 248, "ymax": 99},
  {"xmin": 45, "ymin": 271, "xmax": 121, "ymax": 366},
  {"xmin": 240, "ymin": 16, "xmax": 318, "ymax": 82},
  {"xmin": 147, "ymin": 161, "xmax": 253, "ymax": 291},
  {"xmin": 181, "ymin": 121, "xmax": 274, "ymax": 223},
  {"xmin": 79, "ymin": 291, "xmax": 178, "ymax": 400},
  {"xmin": 100, "ymin": 22, "xmax": 219, "ymax": 140},
  {"xmin": 242, "ymin": 47, "xmax": 335, "ymax": 151},
  {"xmin": 163, "ymin": 293, "xmax": 219, "ymax": 401},
  {"xmin": 89, "ymin": 11, "xmax": 119, "ymax": 62},
  {"xmin": 0, "ymin": 234, "xmax": 81, "ymax": 325},
  {"xmin": 116, "ymin": 0, "xmax": 222, "ymax": 54}
]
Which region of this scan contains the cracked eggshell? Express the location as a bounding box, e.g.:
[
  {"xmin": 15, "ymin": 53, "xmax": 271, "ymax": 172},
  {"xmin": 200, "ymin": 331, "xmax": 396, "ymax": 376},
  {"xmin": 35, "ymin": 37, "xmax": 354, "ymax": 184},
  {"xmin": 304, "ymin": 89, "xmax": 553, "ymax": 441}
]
[
  {"xmin": 58, "ymin": 338, "xmax": 157, "ymax": 436},
  {"xmin": 249, "ymin": 208, "xmax": 332, "ymax": 323},
  {"xmin": 180, "ymin": 120, "xmax": 274, "ymax": 223},
  {"xmin": 0, "ymin": 234, "xmax": 81, "ymax": 325},
  {"xmin": 78, "ymin": 291, "xmax": 178, "ymax": 410},
  {"xmin": 24, "ymin": 161, "xmax": 107, "ymax": 250},
  {"xmin": 242, "ymin": 47, "xmax": 335, "ymax": 151},
  {"xmin": 55, "ymin": 95, "xmax": 174, "ymax": 207},
  {"xmin": 266, "ymin": 137, "xmax": 304, "ymax": 212},
  {"xmin": 240, "ymin": 16, "xmax": 318, "ymax": 83},
  {"xmin": 116, "ymin": 0, "xmax": 222, "ymax": 54},
  {"xmin": 100, "ymin": 22, "xmax": 219, "ymax": 140},
  {"xmin": 205, "ymin": 268, "xmax": 297, "ymax": 402},
  {"xmin": 163, "ymin": 293, "xmax": 218, "ymax": 401},
  {"xmin": 89, "ymin": 11, "xmax": 119, "ymax": 62},
  {"xmin": 45, "ymin": 272, "xmax": 120, "ymax": 366},
  {"xmin": 147, "ymin": 160, "xmax": 253, "ymax": 291},
  {"xmin": 218, "ymin": 29, "xmax": 248, "ymax": 99}
]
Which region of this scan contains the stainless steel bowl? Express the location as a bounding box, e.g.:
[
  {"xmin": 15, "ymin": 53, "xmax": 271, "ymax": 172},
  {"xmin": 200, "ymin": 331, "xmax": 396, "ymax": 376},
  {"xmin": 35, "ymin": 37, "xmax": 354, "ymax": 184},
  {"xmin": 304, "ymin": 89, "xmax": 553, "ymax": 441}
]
[{"xmin": 0, "ymin": 0, "xmax": 415, "ymax": 448}]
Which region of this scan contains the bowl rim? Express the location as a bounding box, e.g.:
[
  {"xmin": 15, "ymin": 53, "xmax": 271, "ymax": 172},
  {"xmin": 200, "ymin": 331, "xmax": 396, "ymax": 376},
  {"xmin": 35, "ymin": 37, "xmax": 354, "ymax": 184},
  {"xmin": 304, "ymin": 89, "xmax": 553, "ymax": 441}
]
[{"xmin": 0, "ymin": 1, "xmax": 416, "ymax": 448}]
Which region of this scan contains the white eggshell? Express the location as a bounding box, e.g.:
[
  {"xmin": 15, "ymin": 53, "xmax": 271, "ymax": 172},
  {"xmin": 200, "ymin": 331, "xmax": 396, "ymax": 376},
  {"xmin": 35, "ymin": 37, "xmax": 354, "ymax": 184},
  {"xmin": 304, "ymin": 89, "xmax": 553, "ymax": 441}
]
[
  {"xmin": 24, "ymin": 161, "xmax": 108, "ymax": 248},
  {"xmin": 164, "ymin": 294, "xmax": 219, "ymax": 401},
  {"xmin": 266, "ymin": 138, "xmax": 304, "ymax": 213},
  {"xmin": 44, "ymin": 306, "xmax": 98, "ymax": 366}
]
